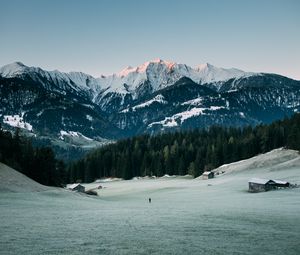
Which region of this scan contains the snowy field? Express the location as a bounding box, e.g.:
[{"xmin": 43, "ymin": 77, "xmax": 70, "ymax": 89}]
[{"xmin": 1, "ymin": 148, "xmax": 300, "ymax": 254}]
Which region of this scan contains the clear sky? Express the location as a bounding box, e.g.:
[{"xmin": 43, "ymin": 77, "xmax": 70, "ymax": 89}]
[{"xmin": 0, "ymin": 0, "xmax": 299, "ymax": 79}]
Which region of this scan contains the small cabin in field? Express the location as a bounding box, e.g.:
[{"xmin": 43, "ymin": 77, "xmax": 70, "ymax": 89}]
[
  {"xmin": 202, "ymin": 171, "xmax": 214, "ymax": 180},
  {"xmin": 248, "ymin": 178, "xmax": 291, "ymax": 192},
  {"xmin": 248, "ymin": 178, "xmax": 276, "ymax": 192},
  {"xmin": 273, "ymin": 180, "xmax": 290, "ymax": 188},
  {"xmin": 68, "ymin": 183, "xmax": 85, "ymax": 193}
]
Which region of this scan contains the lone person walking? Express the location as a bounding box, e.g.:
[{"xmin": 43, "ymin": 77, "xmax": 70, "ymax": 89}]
[{"xmin": 148, "ymin": 198, "xmax": 151, "ymax": 203}]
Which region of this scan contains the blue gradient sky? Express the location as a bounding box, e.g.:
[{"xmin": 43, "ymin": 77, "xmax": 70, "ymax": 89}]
[{"xmin": 0, "ymin": 0, "xmax": 299, "ymax": 79}]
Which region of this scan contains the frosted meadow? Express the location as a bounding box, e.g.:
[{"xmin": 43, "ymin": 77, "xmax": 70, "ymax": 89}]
[{"xmin": 1, "ymin": 149, "xmax": 300, "ymax": 254}]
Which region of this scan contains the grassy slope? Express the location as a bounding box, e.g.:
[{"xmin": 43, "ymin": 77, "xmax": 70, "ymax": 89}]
[{"xmin": 0, "ymin": 149, "xmax": 299, "ymax": 254}]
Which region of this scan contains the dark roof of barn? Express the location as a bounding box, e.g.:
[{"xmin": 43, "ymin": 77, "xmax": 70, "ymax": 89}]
[{"xmin": 248, "ymin": 178, "xmax": 275, "ymax": 185}]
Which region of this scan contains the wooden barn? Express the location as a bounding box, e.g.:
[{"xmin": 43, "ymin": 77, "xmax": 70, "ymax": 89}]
[
  {"xmin": 248, "ymin": 178, "xmax": 276, "ymax": 192},
  {"xmin": 248, "ymin": 178, "xmax": 291, "ymax": 192},
  {"xmin": 68, "ymin": 183, "xmax": 85, "ymax": 193},
  {"xmin": 273, "ymin": 180, "xmax": 290, "ymax": 188},
  {"xmin": 202, "ymin": 171, "xmax": 214, "ymax": 180}
]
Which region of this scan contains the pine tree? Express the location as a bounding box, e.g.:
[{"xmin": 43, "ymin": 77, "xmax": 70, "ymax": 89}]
[{"xmin": 188, "ymin": 162, "xmax": 196, "ymax": 177}]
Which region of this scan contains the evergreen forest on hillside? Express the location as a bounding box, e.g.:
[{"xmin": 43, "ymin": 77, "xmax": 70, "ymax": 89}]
[
  {"xmin": 68, "ymin": 114, "xmax": 300, "ymax": 183},
  {"xmin": 1, "ymin": 114, "xmax": 300, "ymax": 186},
  {"xmin": 0, "ymin": 126, "xmax": 67, "ymax": 186}
]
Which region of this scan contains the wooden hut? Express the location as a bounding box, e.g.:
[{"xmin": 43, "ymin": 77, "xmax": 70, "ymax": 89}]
[
  {"xmin": 202, "ymin": 171, "xmax": 214, "ymax": 180},
  {"xmin": 273, "ymin": 180, "xmax": 290, "ymax": 188},
  {"xmin": 68, "ymin": 183, "xmax": 85, "ymax": 193},
  {"xmin": 248, "ymin": 178, "xmax": 276, "ymax": 192}
]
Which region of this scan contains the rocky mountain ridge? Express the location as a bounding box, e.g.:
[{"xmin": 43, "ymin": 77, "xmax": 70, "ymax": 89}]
[{"xmin": 1, "ymin": 60, "xmax": 299, "ymax": 158}]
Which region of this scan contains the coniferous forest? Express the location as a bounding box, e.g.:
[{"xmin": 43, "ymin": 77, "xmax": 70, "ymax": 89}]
[
  {"xmin": 68, "ymin": 114, "xmax": 300, "ymax": 183},
  {"xmin": 1, "ymin": 114, "xmax": 300, "ymax": 186},
  {"xmin": 0, "ymin": 126, "xmax": 67, "ymax": 186}
]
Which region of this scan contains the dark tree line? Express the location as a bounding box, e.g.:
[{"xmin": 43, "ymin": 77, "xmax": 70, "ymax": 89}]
[
  {"xmin": 2, "ymin": 114, "xmax": 299, "ymax": 186},
  {"xmin": 0, "ymin": 126, "xmax": 67, "ymax": 186},
  {"xmin": 68, "ymin": 114, "xmax": 300, "ymax": 183}
]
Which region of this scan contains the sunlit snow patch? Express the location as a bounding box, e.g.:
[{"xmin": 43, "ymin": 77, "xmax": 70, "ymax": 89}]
[
  {"xmin": 3, "ymin": 113, "xmax": 32, "ymax": 131},
  {"xmin": 121, "ymin": 94, "xmax": 167, "ymax": 113},
  {"xmin": 149, "ymin": 106, "xmax": 224, "ymax": 128},
  {"xmin": 59, "ymin": 130, "xmax": 93, "ymax": 141},
  {"xmin": 86, "ymin": 115, "xmax": 93, "ymax": 121},
  {"xmin": 181, "ymin": 97, "xmax": 203, "ymax": 106}
]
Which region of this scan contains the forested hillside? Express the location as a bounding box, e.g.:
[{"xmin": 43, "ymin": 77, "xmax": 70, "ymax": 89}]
[
  {"xmin": 0, "ymin": 126, "xmax": 67, "ymax": 186},
  {"xmin": 2, "ymin": 114, "xmax": 300, "ymax": 186},
  {"xmin": 68, "ymin": 114, "xmax": 300, "ymax": 182}
]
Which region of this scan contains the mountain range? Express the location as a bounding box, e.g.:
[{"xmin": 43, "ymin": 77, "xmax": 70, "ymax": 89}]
[{"xmin": 1, "ymin": 59, "xmax": 299, "ymax": 158}]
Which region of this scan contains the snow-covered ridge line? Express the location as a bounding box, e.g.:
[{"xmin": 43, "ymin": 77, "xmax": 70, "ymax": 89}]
[
  {"xmin": 0, "ymin": 61, "xmax": 102, "ymax": 94},
  {"xmin": 0, "ymin": 60, "xmax": 256, "ymax": 99},
  {"xmin": 97, "ymin": 59, "xmax": 254, "ymax": 95}
]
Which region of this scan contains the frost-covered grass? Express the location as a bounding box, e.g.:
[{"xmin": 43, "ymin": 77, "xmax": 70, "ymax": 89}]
[{"xmin": 1, "ymin": 149, "xmax": 300, "ymax": 254}]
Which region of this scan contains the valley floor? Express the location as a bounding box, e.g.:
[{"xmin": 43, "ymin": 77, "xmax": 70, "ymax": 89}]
[{"xmin": 0, "ymin": 148, "xmax": 300, "ymax": 254}]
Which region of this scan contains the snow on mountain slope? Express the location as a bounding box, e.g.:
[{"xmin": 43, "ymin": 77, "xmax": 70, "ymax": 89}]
[
  {"xmin": 195, "ymin": 63, "xmax": 253, "ymax": 90},
  {"xmin": 148, "ymin": 106, "xmax": 225, "ymax": 128},
  {"xmin": 0, "ymin": 60, "xmax": 255, "ymax": 101},
  {"xmin": 0, "ymin": 61, "xmax": 28, "ymax": 76},
  {"xmin": 0, "ymin": 62, "xmax": 102, "ymax": 95},
  {"xmin": 59, "ymin": 130, "xmax": 93, "ymax": 141},
  {"xmin": 181, "ymin": 97, "xmax": 204, "ymax": 106},
  {"xmin": 121, "ymin": 94, "xmax": 168, "ymax": 113},
  {"xmin": 3, "ymin": 113, "xmax": 33, "ymax": 131},
  {"xmin": 96, "ymin": 59, "xmax": 253, "ymax": 97}
]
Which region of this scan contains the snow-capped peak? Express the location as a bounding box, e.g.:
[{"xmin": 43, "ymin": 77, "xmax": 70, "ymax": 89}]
[
  {"xmin": 98, "ymin": 59, "xmax": 188, "ymax": 95},
  {"xmin": 193, "ymin": 63, "xmax": 247, "ymax": 84},
  {"xmin": 196, "ymin": 63, "xmax": 210, "ymax": 71},
  {"xmin": 119, "ymin": 66, "xmax": 135, "ymax": 77},
  {"xmin": 0, "ymin": 61, "xmax": 29, "ymax": 77},
  {"xmin": 117, "ymin": 59, "xmax": 176, "ymax": 77},
  {"xmin": 99, "ymin": 59, "xmax": 252, "ymax": 96},
  {"xmin": 149, "ymin": 58, "xmax": 176, "ymax": 68},
  {"xmin": 0, "ymin": 59, "xmax": 256, "ymax": 100},
  {"xmin": 0, "ymin": 62, "xmax": 106, "ymax": 98}
]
